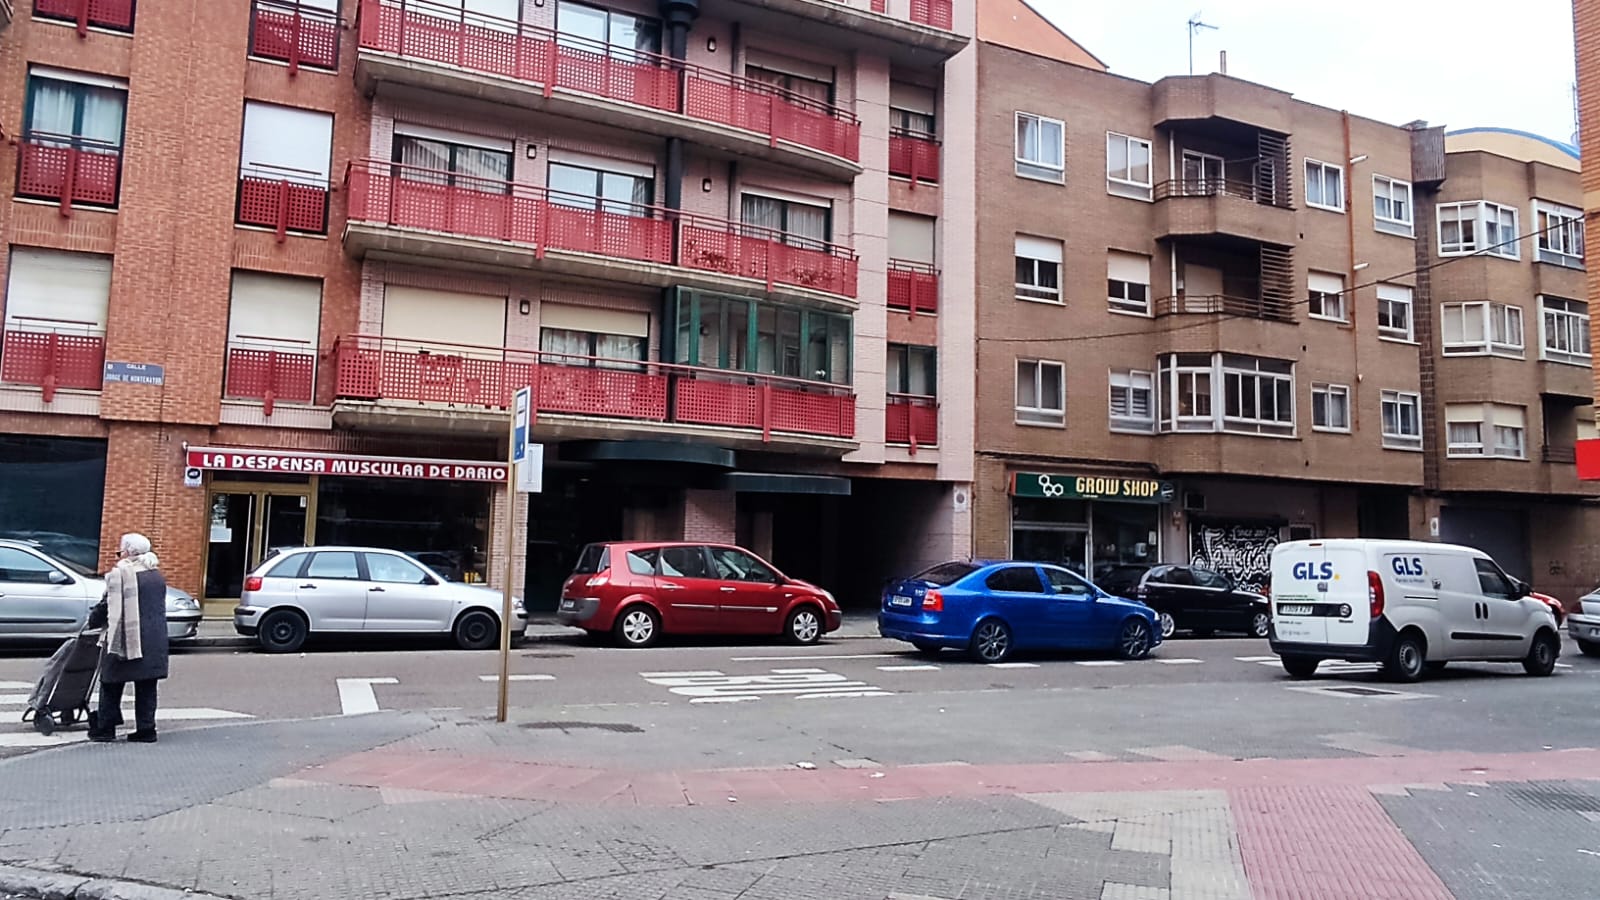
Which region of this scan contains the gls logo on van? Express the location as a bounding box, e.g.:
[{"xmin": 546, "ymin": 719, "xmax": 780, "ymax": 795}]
[
  {"xmin": 1291, "ymin": 561, "xmax": 1335, "ymax": 581},
  {"xmin": 1391, "ymin": 557, "xmax": 1425, "ymax": 576}
]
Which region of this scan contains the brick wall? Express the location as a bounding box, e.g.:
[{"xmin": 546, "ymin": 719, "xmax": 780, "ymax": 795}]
[
  {"xmin": 683, "ymin": 488, "xmax": 736, "ymax": 543},
  {"xmin": 1577, "ymin": 0, "xmax": 1600, "ymax": 405}
]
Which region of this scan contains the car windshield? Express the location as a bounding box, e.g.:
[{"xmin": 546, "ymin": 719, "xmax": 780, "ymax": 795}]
[{"xmin": 910, "ymin": 562, "xmax": 979, "ymax": 587}]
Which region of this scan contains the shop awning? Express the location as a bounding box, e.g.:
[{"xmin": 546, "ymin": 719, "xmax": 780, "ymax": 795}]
[{"xmin": 719, "ymin": 472, "xmax": 852, "ymax": 495}]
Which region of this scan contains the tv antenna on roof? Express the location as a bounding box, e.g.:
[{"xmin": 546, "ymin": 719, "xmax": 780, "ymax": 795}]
[{"xmin": 1188, "ymin": 12, "xmax": 1218, "ymax": 76}]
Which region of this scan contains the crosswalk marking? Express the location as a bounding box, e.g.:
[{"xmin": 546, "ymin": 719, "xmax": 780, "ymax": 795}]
[
  {"xmin": 0, "ymin": 681, "xmax": 31, "ymax": 691},
  {"xmin": 1074, "ymin": 660, "xmax": 1124, "ymax": 667},
  {"xmin": 336, "ymin": 677, "xmax": 397, "ymax": 716},
  {"xmin": 1157, "ymin": 658, "xmax": 1204, "ymax": 665},
  {"xmin": 0, "ymin": 694, "xmax": 30, "ymax": 706},
  {"xmin": 477, "ymin": 674, "xmax": 555, "ymax": 682},
  {"xmin": 729, "ymin": 654, "xmax": 894, "ymax": 662},
  {"xmin": 877, "ymin": 664, "xmax": 940, "ymax": 672},
  {"xmin": 642, "ymin": 668, "xmax": 892, "ymax": 703},
  {"xmin": 0, "ymin": 707, "xmax": 255, "ymax": 748},
  {"xmin": 1236, "ymin": 656, "xmax": 1278, "ymax": 663},
  {"xmin": 988, "ymin": 662, "xmax": 1040, "ymax": 669},
  {"xmin": 770, "ymin": 667, "xmax": 828, "ymax": 675}
]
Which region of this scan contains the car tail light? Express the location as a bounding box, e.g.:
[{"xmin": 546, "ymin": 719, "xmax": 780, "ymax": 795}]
[
  {"xmin": 922, "ymin": 590, "xmax": 944, "ymax": 612},
  {"xmin": 1367, "ymin": 570, "xmax": 1384, "ymax": 619},
  {"xmin": 585, "ymin": 572, "xmax": 611, "ymax": 589},
  {"xmin": 244, "ymin": 576, "xmax": 263, "ymax": 593}
]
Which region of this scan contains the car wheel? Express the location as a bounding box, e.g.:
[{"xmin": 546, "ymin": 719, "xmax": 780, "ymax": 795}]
[
  {"xmin": 912, "ymin": 641, "xmax": 941, "ymax": 657},
  {"xmin": 1281, "ymin": 655, "xmax": 1320, "ymax": 679},
  {"xmin": 1523, "ymin": 631, "xmax": 1559, "ymax": 677},
  {"xmin": 1118, "ymin": 618, "xmax": 1153, "ymax": 660},
  {"xmin": 1383, "ymin": 632, "xmax": 1427, "ymax": 683},
  {"xmin": 1250, "ymin": 611, "xmax": 1271, "ymax": 639},
  {"xmin": 1578, "ymin": 638, "xmax": 1600, "ymax": 658},
  {"xmin": 785, "ymin": 606, "xmax": 824, "ymax": 645},
  {"xmin": 258, "ymin": 610, "xmax": 308, "ymax": 654},
  {"xmin": 613, "ymin": 605, "xmax": 661, "ymax": 649},
  {"xmin": 1157, "ymin": 612, "xmax": 1176, "ymax": 639},
  {"xmin": 969, "ymin": 619, "xmax": 1013, "ymax": 664},
  {"xmin": 452, "ymin": 610, "xmax": 499, "ymax": 651}
]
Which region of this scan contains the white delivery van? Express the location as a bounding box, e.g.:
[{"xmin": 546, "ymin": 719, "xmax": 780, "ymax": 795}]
[{"xmin": 1267, "ymin": 539, "xmax": 1560, "ymax": 682}]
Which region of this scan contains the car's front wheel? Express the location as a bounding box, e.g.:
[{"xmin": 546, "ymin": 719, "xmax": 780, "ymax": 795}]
[
  {"xmin": 453, "ymin": 610, "xmax": 499, "ymax": 651},
  {"xmin": 1118, "ymin": 618, "xmax": 1153, "ymax": 660},
  {"xmin": 1523, "ymin": 631, "xmax": 1559, "ymax": 677},
  {"xmin": 257, "ymin": 609, "xmax": 308, "ymax": 654},
  {"xmin": 969, "ymin": 619, "xmax": 1013, "ymax": 664}
]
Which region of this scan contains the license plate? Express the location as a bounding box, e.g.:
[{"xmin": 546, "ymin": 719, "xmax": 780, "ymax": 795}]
[
  {"xmin": 1279, "ymin": 605, "xmax": 1313, "ymax": 616},
  {"xmin": 1589, "ymin": 627, "xmax": 1600, "ymax": 639},
  {"xmin": 890, "ymin": 595, "xmax": 913, "ymax": 607},
  {"xmin": 560, "ymin": 599, "xmax": 576, "ymax": 610}
]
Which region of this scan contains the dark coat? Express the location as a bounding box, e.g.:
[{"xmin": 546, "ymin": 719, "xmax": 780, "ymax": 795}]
[{"xmin": 100, "ymin": 569, "xmax": 170, "ymax": 683}]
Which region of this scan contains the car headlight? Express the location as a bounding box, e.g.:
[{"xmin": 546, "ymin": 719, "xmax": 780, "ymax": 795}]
[
  {"xmin": 513, "ymin": 597, "xmax": 526, "ymax": 612},
  {"xmin": 168, "ymin": 595, "xmax": 200, "ymax": 612}
]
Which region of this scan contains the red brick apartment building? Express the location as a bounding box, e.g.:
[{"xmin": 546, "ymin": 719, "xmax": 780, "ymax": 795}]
[{"xmin": 0, "ymin": 0, "xmax": 978, "ymax": 613}]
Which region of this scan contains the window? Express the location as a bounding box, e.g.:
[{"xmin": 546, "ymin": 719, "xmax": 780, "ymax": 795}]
[
  {"xmin": 1372, "ymin": 175, "xmax": 1413, "ymax": 236},
  {"xmin": 365, "ymin": 554, "xmax": 431, "ymax": 584},
  {"xmin": 238, "ymin": 102, "xmax": 334, "ymax": 233},
  {"xmin": 1540, "ymin": 296, "xmax": 1591, "ymax": 366},
  {"xmin": 624, "ymin": 548, "xmax": 658, "ymax": 576},
  {"xmin": 888, "ymin": 211, "xmax": 936, "ymax": 265},
  {"xmin": 393, "ymin": 127, "xmax": 512, "ymax": 190},
  {"xmin": 1157, "ymin": 353, "xmax": 1294, "ymax": 437},
  {"xmin": 1475, "ymin": 559, "xmax": 1516, "ymax": 598},
  {"xmin": 1106, "ymin": 132, "xmax": 1152, "ymax": 200},
  {"xmin": 889, "ymin": 81, "xmax": 936, "ymax": 138},
  {"xmin": 1380, "ymin": 390, "xmax": 1423, "ymax": 450},
  {"xmin": 888, "ymin": 344, "xmax": 937, "ymax": 396},
  {"xmin": 913, "ymin": 561, "xmax": 978, "ymax": 587},
  {"xmin": 986, "ymin": 566, "xmax": 1045, "ymax": 593},
  {"xmin": 0, "ymin": 547, "xmax": 62, "ymax": 585},
  {"xmin": 1191, "ymin": 568, "xmax": 1229, "ymax": 589},
  {"xmin": 1107, "ymin": 251, "xmax": 1151, "ymax": 315},
  {"xmin": 1015, "ymin": 112, "xmax": 1064, "ymax": 182},
  {"xmin": 21, "ymin": 70, "xmax": 128, "ymax": 206},
  {"xmin": 548, "ymin": 159, "xmax": 653, "ymax": 215},
  {"xmin": 1445, "ymin": 404, "xmax": 1527, "ymax": 459},
  {"xmin": 1305, "ymin": 159, "xmax": 1344, "ymax": 211},
  {"xmin": 1535, "ymin": 201, "xmax": 1585, "ymax": 268},
  {"xmin": 555, "ymin": 1, "xmax": 661, "ymax": 57},
  {"xmin": 671, "ymin": 289, "xmax": 850, "ymax": 385},
  {"xmin": 707, "ymin": 546, "xmax": 779, "ymax": 583},
  {"xmin": 226, "ymin": 272, "xmax": 322, "ymax": 401},
  {"xmin": 1015, "ymin": 235, "xmax": 1062, "ymax": 303},
  {"xmin": 1376, "ymin": 283, "xmax": 1414, "ymax": 341},
  {"xmin": 539, "ymin": 303, "xmax": 648, "ymax": 368},
  {"xmin": 1180, "ymin": 150, "xmax": 1224, "ymax": 194},
  {"xmin": 305, "ymin": 551, "xmax": 361, "ymax": 580},
  {"xmin": 1311, "ymin": 383, "xmax": 1351, "ymax": 432},
  {"xmin": 1015, "ymin": 359, "xmax": 1065, "ymax": 426},
  {"xmin": 741, "ymin": 193, "xmax": 830, "ymax": 250},
  {"xmin": 1109, "ymin": 369, "xmax": 1155, "ymax": 433},
  {"xmin": 1437, "ymin": 201, "xmax": 1520, "ymax": 259},
  {"xmin": 1440, "ymin": 302, "xmax": 1523, "ymax": 357},
  {"xmin": 747, "ymin": 63, "xmax": 834, "ymax": 106},
  {"xmin": 1307, "ymin": 271, "xmax": 1347, "ymax": 322},
  {"xmin": 659, "ymin": 546, "xmax": 711, "ymax": 578},
  {"xmin": 1043, "ymin": 566, "xmax": 1094, "ymax": 596},
  {"xmin": 3, "ymin": 248, "xmax": 112, "ymax": 342}
]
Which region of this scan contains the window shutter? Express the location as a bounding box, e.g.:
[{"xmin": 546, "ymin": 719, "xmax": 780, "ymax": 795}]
[
  {"xmin": 888, "ymin": 213, "xmax": 936, "ymax": 263},
  {"xmin": 382, "ymin": 286, "xmax": 507, "ymax": 348},
  {"xmin": 889, "ymin": 81, "xmax": 935, "ymax": 114},
  {"xmin": 1307, "ymin": 272, "xmax": 1343, "ymax": 295},
  {"xmin": 538, "ymin": 303, "xmax": 649, "ymax": 338},
  {"xmin": 3, "ymin": 248, "xmax": 112, "ymax": 330},
  {"xmin": 229, "ymin": 272, "xmax": 321, "ymax": 346},
  {"xmin": 1015, "ymin": 235, "xmax": 1062, "ymax": 262},
  {"xmin": 1108, "ymin": 251, "xmax": 1150, "ymax": 284},
  {"xmin": 241, "ymin": 103, "xmax": 334, "ymax": 183}
]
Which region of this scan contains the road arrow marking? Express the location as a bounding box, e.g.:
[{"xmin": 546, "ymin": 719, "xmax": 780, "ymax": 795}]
[{"xmin": 337, "ymin": 677, "xmax": 398, "ymax": 716}]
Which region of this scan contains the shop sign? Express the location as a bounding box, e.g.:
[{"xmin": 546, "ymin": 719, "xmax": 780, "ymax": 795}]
[
  {"xmin": 185, "ymin": 447, "xmax": 508, "ymax": 482},
  {"xmin": 1010, "ymin": 472, "xmax": 1175, "ymax": 504}
]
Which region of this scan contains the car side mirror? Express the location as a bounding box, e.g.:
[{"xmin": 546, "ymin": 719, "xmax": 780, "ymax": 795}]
[
  {"xmin": 48, "ymin": 570, "xmax": 71, "ymax": 586},
  {"xmin": 1512, "ymin": 579, "xmax": 1532, "ymax": 599}
]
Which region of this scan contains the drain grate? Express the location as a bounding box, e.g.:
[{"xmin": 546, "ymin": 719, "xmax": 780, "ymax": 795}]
[
  {"xmin": 1507, "ymin": 784, "xmax": 1600, "ymax": 813},
  {"xmin": 520, "ymin": 721, "xmax": 643, "ymax": 734}
]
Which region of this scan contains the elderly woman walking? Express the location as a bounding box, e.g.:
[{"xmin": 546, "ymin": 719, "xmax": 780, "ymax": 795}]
[{"xmin": 86, "ymin": 533, "xmax": 169, "ymax": 743}]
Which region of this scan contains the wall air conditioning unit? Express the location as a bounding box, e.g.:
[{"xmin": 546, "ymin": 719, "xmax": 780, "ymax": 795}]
[{"xmin": 1183, "ymin": 492, "xmax": 1207, "ymax": 512}]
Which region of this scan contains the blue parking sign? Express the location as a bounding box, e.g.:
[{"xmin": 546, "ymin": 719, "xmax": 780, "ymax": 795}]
[{"xmin": 511, "ymin": 387, "xmax": 530, "ymax": 464}]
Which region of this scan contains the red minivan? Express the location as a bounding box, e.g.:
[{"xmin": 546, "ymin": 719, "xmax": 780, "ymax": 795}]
[{"xmin": 557, "ymin": 542, "xmax": 843, "ymax": 647}]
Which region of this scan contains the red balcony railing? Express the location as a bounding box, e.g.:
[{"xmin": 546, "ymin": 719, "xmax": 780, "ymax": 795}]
[
  {"xmin": 1, "ymin": 321, "xmax": 106, "ymax": 401},
  {"xmin": 225, "ymin": 341, "xmax": 317, "ymax": 415},
  {"xmin": 333, "ymin": 335, "xmax": 856, "ymax": 440},
  {"xmin": 909, "ymin": 0, "xmax": 953, "ymax": 29},
  {"xmin": 356, "ymin": 0, "xmax": 860, "ymax": 163},
  {"xmin": 250, "ymin": 0, "xmax": 341, "ymax": 73},
  {"xmin": 346, "ymin": 159, "xmax": 859, "ymax": 298},
  {"xmin": 32, "ymin": 0, "xmax": 134, "ymax": 35},
  {"xmin": 237, "ymin": 165, "xmax": 331, "ymax": 240},
  {"xmin": 886, "ymin": 393, "xmax": 937, "ymax": 449},
  {"xmin": 888, "ymin": 128, "xmax": 939, "ymax": 185},
  {"xmin": 16, "ymin": 134, "xmax": 122, "ymax": 214},
  {"xmin": 886, "ymin": 260, "xmax": 938, "ymax": 315}
]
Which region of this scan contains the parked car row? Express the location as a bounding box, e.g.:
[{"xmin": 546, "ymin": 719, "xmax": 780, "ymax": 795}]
[{"xmin": 0, "ymin": 539, "xmax": 202, "ymax": 642}]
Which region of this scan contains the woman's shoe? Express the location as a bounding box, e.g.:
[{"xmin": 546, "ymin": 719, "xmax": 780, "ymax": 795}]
[
  {"xmin": 127, "ymin": 730, "xmax": 158, "ymax": 743},
  {"xmin": 85, "ymin": 711, "xmax": 116, "ymax": 743}
]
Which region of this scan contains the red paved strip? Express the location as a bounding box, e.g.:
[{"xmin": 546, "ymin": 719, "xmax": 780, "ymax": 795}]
[{"xmin": 1231, "ymin": 785, "xmax": 1453, "ymax": 900}]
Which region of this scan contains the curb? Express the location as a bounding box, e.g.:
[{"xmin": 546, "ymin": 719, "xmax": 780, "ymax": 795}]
[
  {"xmin": 182, "ymin": 621, "xmax": 884, "ymax": 651},
  {"xmin": 0, "ymin": 863, "xmax": 230, "ymax": 900}
]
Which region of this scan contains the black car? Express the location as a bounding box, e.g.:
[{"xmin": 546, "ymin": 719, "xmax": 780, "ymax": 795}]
[
  {"xmin": 1122, "ymin": 564, "xmax": 1271, "ymax": 639},
  {"xmin": 1095, "ymin": 564, "xmax": 1155, "ymax": 599}
]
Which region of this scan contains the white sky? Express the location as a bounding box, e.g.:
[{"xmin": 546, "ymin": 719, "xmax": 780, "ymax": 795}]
[{"xmin": 1025, "ymin": 0, "xmax": 1578, "ymax": 143}]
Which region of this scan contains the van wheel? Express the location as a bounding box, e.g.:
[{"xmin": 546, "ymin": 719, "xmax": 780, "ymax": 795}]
[
  {"xmin": 1383, "ymin": 633, "xmax": 1426, "ymax": 683},
  {"xmin": 452, "ymin": 610, "xmax": 499, "ymax": 651},
  {"xmin": 1522, "ymin": 632, "xmax": 1559, "ymax": 677},
  {"xmin": 1281, "ymin": 655, "xmax": 1320, "ymax": 679},
  {"xmin": 1578, "ymin": 639, "xmax": 1600, "ymax": 658},
  {"xmin": 257, "ymin": 610, "xmax": 308, "ymax": 653},
  {"xmin": 613, "ymin": 605, "xmax": 661, "ymax": 648}
]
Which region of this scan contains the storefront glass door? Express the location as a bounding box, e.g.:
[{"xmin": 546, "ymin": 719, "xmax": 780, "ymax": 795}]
[
  {"xmin": 1012, "ymin": 526, "xmax": 1090, "ymax": 575},
  {"xmin": 203, "ymin": 484, "xmax": 314, "ymax": 609}
]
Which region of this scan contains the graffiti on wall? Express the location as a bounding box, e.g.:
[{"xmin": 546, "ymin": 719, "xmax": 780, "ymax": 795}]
[{"xmin": 1189, "ymin": 522, "xmax": 1280, "ymax": 591}]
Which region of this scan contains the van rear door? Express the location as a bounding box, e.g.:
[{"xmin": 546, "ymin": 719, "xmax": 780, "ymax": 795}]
[{"xmin": 1271, "ymin": 543, "xmax": 1369, "ymax": 647}]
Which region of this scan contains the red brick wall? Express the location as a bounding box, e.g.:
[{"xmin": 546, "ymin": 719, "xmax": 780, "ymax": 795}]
[
  {"xmin": 683, "ymin": 489, "xmax": 736, "ymax": 543},
  {"xmin": 1579, "ymin": 0, "xmax": 1600, "ymax": 405}
]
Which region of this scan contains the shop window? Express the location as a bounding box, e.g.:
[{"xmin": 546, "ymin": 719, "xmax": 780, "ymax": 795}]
[
  {"xmin": 670, "ymin": 288, "xmax": 850, "ymax": 385},
  {"xmin": 1091, "ymin": 503, "xmax": 1159, "ymax": 571},
  {"xmin": 392, "ymin": 125, "xmax": 512, "ymax": 190},
  {"xmin": 0, "ymin": 435, "xmax": 105, "ymax": 568},
  {"xmin": 316, "ymin": 478, "xmax": 492, "ymax": 583}
]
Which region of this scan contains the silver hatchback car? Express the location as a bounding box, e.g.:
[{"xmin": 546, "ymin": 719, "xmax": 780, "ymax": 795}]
[
  {"xmin": 233, "ymin": 546, "xmax": 527, "ymax": 652},
  {"xmin": 0, "ymin": 539, "xmax": 202, "ymax": 642}
]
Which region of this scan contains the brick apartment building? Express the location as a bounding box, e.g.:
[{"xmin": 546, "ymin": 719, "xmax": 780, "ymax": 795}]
[
  {"xmin": 0, "ymin": 0, "xmax": 978, "ymax": 614},
  {"xmin": 1574, "ymin": 0, "xmax": 1600, "ymax": 485}
]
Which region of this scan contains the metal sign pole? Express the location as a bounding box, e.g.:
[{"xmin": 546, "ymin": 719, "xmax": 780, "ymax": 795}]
[{"xmin": 497, "ymin": 461, "xmax": 516, "ymax": 723}]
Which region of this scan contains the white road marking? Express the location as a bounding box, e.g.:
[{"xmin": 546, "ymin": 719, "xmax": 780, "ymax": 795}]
[
  {"xmin": 877, "ymin": 664, "xmax": 940, "ymax": 672},
  {"xmin": 1065, "ymin": 750, "xmax": 1117, "ymax": 762},
  {"xmin": 796, "ymin": 691, "xmax": 893, "ymax": 699},
  {"xmin": 0, "ymin": 707, "xmax": 254, "ymax": 747},
  {"xmin": 0, "ymin": 681, "xmax": 32, "ymax": 691},
  {"xmin": 1158, "ymin": 658, "xmax": 1204, "ymax": 665},
  {"xmin": 729, "ymin": 654, "xmax": 895, "ymax": 662},
  {"xmin": 1074, "ymin": 661, "xmax": 1124, "ymax": 667},
  {"xmin": 336, "ymin": 677, "xmax": 398, "ymax": 716},
  {"xmin": 639, "ymin": 670, "xmax": 725, "ymax": 678},
  {"xmin": 988, "ymin": 662, "xmax": 1040, "ymax": 669},
  {"xmin": 0, "ymin": 694, "xmax": 30, "ymax": 706},
  {"xmin": 689, "ymin": 696, "xmax": 760, "ymax": 704},
  {"xmin": 770, "ymin": 667, "xmax": 827, "ymax": 674},
  {"xmin": 643, "ymin": 669, "xmax": 892, "ymax": 702},
  {"xmin": 1235, "ymin": 656, "xmax": 1278, "ymax": 663},
  {"xmin": 477, "ymin": 674, "xmax": 556, "ymax": 682},
  {"xmin": 1557, "ymin": 663, "xmax": 1574, "ymax": 669},
  {"xmin": 151, "ymin": 708, "xmax": 253, "ymax": 721}
]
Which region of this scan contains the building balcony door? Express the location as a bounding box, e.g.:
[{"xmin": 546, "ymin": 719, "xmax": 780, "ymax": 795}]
[{"xmin": 202, "ymin": 481, "xmax": 316, "ymax": 615}]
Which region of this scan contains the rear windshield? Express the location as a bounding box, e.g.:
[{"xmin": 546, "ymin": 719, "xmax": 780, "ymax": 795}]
[
  {"xmin": 912, "ymin": 562, "xmax": 978, "ymax": 587},
  {"xmin": 572, "ymin": 544, "xmax": 610, "ymax": 575}
]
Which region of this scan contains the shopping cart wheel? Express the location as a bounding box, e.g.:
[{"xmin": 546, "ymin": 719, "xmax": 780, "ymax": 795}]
[{"xmin": 33, "ymin": 712, "xmax": 54, "ymax": 736}]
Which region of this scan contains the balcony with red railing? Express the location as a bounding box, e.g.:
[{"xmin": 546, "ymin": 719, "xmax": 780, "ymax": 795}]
[
  {"xmin": 32, "ymin": 0, "xmax": 134, "ymax": 35},
  {"xmin": 886, "ymin": 260, "xmax": 938, "ymax": 315},
  {"xmin": 16, "ymin": 134, "xmax": 122, "ymax": 215},
  {"xmin": 888, "ymin": 127, "xmax": 940, "ymax": 185},
  {"xmin": 1, "ymin": 319, "xmax": 106, "ymax": 402},
  {"xmin": 344, "ymin": 159, "xmax": 859, "ymax": 303},
  {"xmin": 908, "ymin": 0, "xmax": 953, "ymax": 30},
  {"xmin": 332, "ymin": 335, "xmax": 856, "ymax": 447},
  {"xmin": 886, "ymin": 393, "xmax": 937, "ymax": 449},
  {"xmin": 249, "ymin": 0, "xmax": 341, "ymax": 73},
  {"xmin": 237, "ymin": 164, "xmax": 331, "ymax": 240},
  {"xmin": 353, "ymin": 0, "xmax": 863, "ymax": 177},
  {"xmin": 225, "ymin": 339, "xmax": 317, "ymax": 415}
]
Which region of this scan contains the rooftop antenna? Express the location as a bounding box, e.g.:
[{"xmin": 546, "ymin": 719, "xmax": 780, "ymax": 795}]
[{"xmin": 1188, "ymin": 12, "xmax": 1218, "ymax": 76}]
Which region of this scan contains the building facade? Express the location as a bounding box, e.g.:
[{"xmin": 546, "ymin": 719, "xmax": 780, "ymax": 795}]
[{"xmin": 0, "ymin": 0, "xmax": 976, "ymax": 614}]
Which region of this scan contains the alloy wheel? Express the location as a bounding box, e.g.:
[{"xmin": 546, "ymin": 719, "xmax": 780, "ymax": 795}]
[
  {"xmin": 974, "ymin": 621, "xmax": 1011, "ymax": 663},
  {"xmin": 790, "ymin": 610, "xmax": 821, "ymax": 644},
  {"xmin": 1251, "ymin": 611, "xmax": 1271, "ymax": 639},
  {"xmin": 1158, "ymin": 612, "xmax": 1176, "ymax": 639},
  {"xmin": 622, "ymin": 610, "xmax": 655, "ymax": 645},
  {"xmin": 1120, "ymin": 620, "xmax": 1152, "ymax": 659}
]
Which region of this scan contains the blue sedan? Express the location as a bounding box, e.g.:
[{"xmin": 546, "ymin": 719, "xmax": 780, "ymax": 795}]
[{"xmin": 878, "ymin": 560, "xmax": 1162, "ymax": 664}]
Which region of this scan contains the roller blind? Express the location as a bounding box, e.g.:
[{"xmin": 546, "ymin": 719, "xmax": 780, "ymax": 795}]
[
  {"xmin": 382, "ymin": 285, "xmax": 506, "ymax": 348},
  {"xmin": 1489, "ymin": 404, "xmax": 1526, "ymax": 428},
  {"xmin": 888, "ymin": 212, "xmax": 936, "ymax": 263},
  {"xmin": 1107, "ymin": 251, "xmax": 1150, "ymax": 284},
  {"xmin": 4, "ymin": 248, "xmax": 112, "ymax": 331},
  {"xmin": 229, "ymin": 272, "xmax": 321, "ymax": 346},
  {"xmin": 538, "ymin": 303, "xmax": 649, "ymax": 337},
  {"xmin": 889, "ymin": 81, "xmax": 935, "ymax": 114},
  {"xmin": 745, "ymin": 49, "xmax": 833, "ymax": 83},
  {"xmin": 1443, "ymin": 403, "xmax": 1481, "ymax": 424},
  {"xmin": 1308, "ymin": 271, "xmax": 1344, "ymax": 295},
  {"xmin": 240, "ymin": 103, "xmax": 333, "ymax": 183},
  {"xmin": 1183, "ymin": 263, "xmax": 1224, "ymax": 297},
  {"xmin": 1015, "ymin": 235, "xmax": 1062, "ymax": 262}
]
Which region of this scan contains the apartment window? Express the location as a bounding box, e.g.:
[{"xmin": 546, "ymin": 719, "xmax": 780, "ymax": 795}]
[
  {"xmin": 1157, "ymin": 353, "xmax": 1212, "ymax": 432},
  {"xmin": 238, "ymin": 102, "xmax": 334, "ymax": 234},
  {"xmin": 1109, "ymin": 369, "xmax": 1155, "ymax": 433},
  {"xmin": 1307, "ymin": 271, "xmax": 1346, "ymax": 322},
  {"xmin": 1015, "ymin": 236, "xmax": 1063, "ymax": 304},
  {"xmin": 556, "ymin": 1, "xmax": 662, "ymax": 57},
  {"xmin": 888, "ymin": 344, "xmax": 937, "ymax": 396},
  {"xmin": 1535, "ymin": 201, "xmax": 1585, "ymax": 268},
  {"xmin": 1376, "ymin": 283, "xmax": 1414, "ymax": 341},
  {"xmin": 2, "ymin": 247, "xmax": 112, "ymax": 344},
  {"xmin": 1107, "ymin": 250, "xmax": 1151, "ymax": 316},
  {"xmin": 1305, "ymin": 159, "xmax": 1344, "ymax": 212},
  {"xmin": 741, "ymin": 192, "xmax": 831, "ymax": 250},
  {"xmin": 1311, "ymin": 383, "xmax": 1351, "ymax": 432},
  {"xmin": 1015, "ymin": 359, "xmax": 1065, "ymax": 425},
  {"xmin": 1445, "ymin": 403, "xmax": 1527, "ymax": 459},
  {"xmin": 671, "ymin": 290, "xmax": 850, "ymax": 385},
  {"xmin": 393, "ymin": 126, "xmax": 512, "ymax": 190},
  {"xmin": 1015, "ymin": 112, "xmax": 1064, "ymax": 182},
  {"xmin": 225, "ymin": 272, "xmax": 322, "ymax": 402},
  {"xmin": 889, "ymin": 82, "xmax": 936, "ymax": 138},
  {"xmin": 1440, "ymin": 302, "xmax": 1523, "ymax": 357},
  {"xmin": 1539, "ymin": 296, "xmax": 1592, "ymax": 366},
  {"xmin": 1380, "ymin": 390, "xmax": 1423, "ymax": 450},
  {"xmin": 1157, "ymin": 353, "xmax": 1293, "ymax": 437},
  {"xmin": 1373, "ymin": 175, "xmax": 1413, "ymax": 236},
  {"xmin": 1106, "ymin": 132, "xmax": 1152, "ymax": 200},
  {"xmin": 20, "ymin": 70, "xmax": 128, "ymax": 207},
  {"xmin": 1438, "ymin": 201, "xmax": 1520, "ymax": 259},
  {"xmin": 1181, "ymin": 150, "xmax": 1224, "ymax": 194},
  {"xmin": 548, "ymin": 156, "xmax": 654, "ymax": 215}
]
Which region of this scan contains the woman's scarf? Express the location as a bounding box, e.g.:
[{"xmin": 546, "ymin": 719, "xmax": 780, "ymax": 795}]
[{"xmin": 104, "ymin": 552, "xmax": 158, "ymax": 661}]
